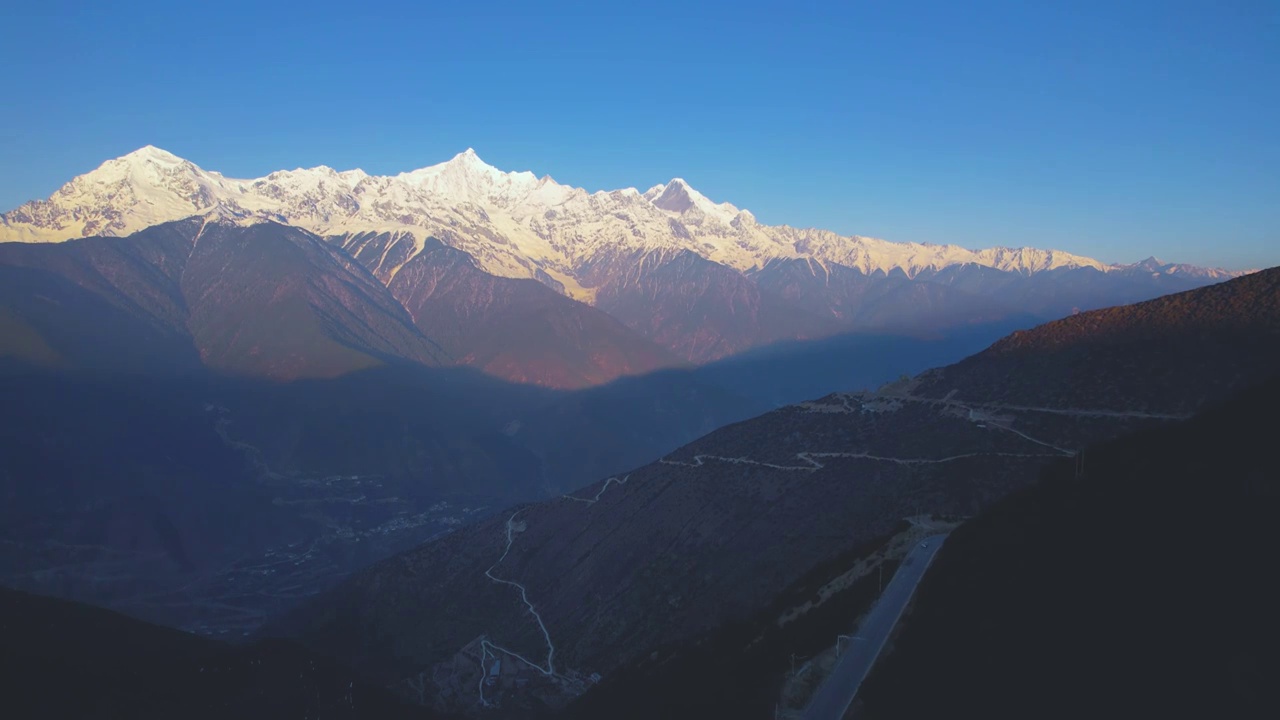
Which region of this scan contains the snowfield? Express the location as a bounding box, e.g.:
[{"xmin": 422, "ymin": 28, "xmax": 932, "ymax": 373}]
[{"xmin": 2, "ymin": 145, "xmax": 1213, "ymax": 304}]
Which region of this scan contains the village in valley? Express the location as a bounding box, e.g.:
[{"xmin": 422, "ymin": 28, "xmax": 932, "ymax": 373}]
[{"xmin": 423, "ymin": 634, "xmax": 603, "ymax": 712}]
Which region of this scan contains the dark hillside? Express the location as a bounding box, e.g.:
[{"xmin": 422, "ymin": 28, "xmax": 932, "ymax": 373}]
[
  {"xmin": 858, "ymin": 374, "xmax": 1280, "ymax": 719},
  {"xmin": 0, "ymin": 586, "xmax": 450, "ymax": 720},
  {"xmin": 271, "ymin": 266, "xmax": 1280, "ymax": 716},
  {"xmin": 562, "ymin": 527, "xmax": 914, "ymax": 720}
]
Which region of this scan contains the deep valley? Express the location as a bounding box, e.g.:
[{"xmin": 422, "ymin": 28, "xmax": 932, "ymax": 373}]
[{"xmin": 0, "ymin": 131, "xmax": 1274, "ymax": 720}]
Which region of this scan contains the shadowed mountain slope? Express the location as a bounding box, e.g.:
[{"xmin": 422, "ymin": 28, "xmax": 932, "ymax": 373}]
[
  {"xmin": 0, "ymin": 218, "xmax": 449, "ymax": 379},
  {"xmin": 0, "ymin": 220, "xmax": 204, "ymax": 372},
  {"xmin": 182, "ymin": 222, "xmax": 447, "ymax": 378},
  {"xmin": 0, "ymin": 279, "xmax": 1022, "ymax": 640},
  {"xmin": 267, "ymin": 267, "xmax": 1280, "ymax": 716},
  {"xmin": 857, "ymin": 373, "xmax": 1280, "ymax": 720},
  {"xmin": 0, "ymin": 586, "xmax": 452, "ymax": 720},
  {"xmin": 380, "ymin": 236, "xmax": 682, "ymax": 388},
  {"xmin": 585, "ymin": 248, "xmax": 842, "ymax": 362},
  {"xmin": 3, "ymin": 147, "xmax": 1243, "ymax": 375}
]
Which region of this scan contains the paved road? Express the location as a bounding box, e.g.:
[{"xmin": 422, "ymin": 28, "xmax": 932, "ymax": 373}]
[{"xmin": 801, "ymin": 534, "xmax": 949, "ymax": 720}]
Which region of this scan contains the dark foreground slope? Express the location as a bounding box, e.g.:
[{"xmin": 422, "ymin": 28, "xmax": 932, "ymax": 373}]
[
  {"xmin": 560, "ymin": 524, "xmax": 920, "ymax": 720},
  {"xmin": 269, "ymin": 269, "xmax": 1280, "ymax": 715},
  {"xmin": 857, "ymin": 374, "xmax": 1280, "ymax": 720},
  {"xmin": 0, "ymin": 586, "xmax": 451, "ymax": 720}
]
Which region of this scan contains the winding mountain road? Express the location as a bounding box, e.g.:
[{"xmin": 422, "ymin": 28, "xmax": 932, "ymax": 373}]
[
  {"xmin": 475, "ymin": 390, "xmax": 1081, "ymax": 707},
  {"xmin": 476, "ymin": 474, "xmax": 634, "ymax": 705},
  {"xmin": 476, "ymin": 509, "xmax": 562, "ymax": 705},
  {"xmin": 802, "ymin": 534, "xmax": 948, "ymax": 720},
  {"xmin": 803, "ymin": 392, "xmax": 1192, "ymax": 421},
  {"xmin": 659, "ymin": 448, "xmax": 1064, "ymax": 473}
]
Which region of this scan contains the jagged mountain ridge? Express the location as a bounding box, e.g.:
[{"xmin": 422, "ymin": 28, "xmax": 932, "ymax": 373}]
[
  {"xmin": 3, "ymin": 146, "xmax": 1248, "ymax": 366},
  {"xmin": 2, "ymin": 146, "xmax": 1244, "ymax": 292},
  {"xmin": 0, "ymin": 146, "xmax": 1104, "ymax": 279}
]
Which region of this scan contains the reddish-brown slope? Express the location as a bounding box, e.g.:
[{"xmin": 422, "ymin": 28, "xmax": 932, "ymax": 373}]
[
  {"xmin": 181, "ymin": 222, "xmax": 445, "ymax": 379},
  {"xmin": 338, "ymin": 233, "xmax": 682, "ymax": 389},
  {"xmin": 915, "ymin": 266, "xmax": 1280, "ymax": 412},
  {"xmin": 0, "ymin": 219, "xmax": 449, "ymax": 380}
]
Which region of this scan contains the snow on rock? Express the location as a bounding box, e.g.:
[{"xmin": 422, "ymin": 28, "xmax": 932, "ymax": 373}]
[{"xmin": 0, "ymin": 146, "xmax": 1237, "ymax": 300}]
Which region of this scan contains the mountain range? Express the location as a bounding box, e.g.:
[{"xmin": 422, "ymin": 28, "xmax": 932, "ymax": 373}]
[
  {"xmin": 1, "ymin": 147, "xmax": 1248, "ymax": 385},
  {"xmin": 1, "ymin": 146, "xmax": 1272, "ymax": 717},
  {"xmin": 0, "ymin": 217, "xmax": 1027, "ymax": 636}
]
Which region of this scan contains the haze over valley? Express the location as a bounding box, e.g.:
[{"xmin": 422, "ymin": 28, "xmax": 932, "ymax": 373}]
[{"xmin": 2, "ymin": 1, "xmax": 1277, "ymax": 718}]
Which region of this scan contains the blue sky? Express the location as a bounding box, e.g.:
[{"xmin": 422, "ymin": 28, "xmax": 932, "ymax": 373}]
[{"xmin": 1, "ymin": 0, "xmax": 1276, "ymax": 269}]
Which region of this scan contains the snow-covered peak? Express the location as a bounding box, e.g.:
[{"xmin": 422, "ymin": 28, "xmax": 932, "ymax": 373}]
[
  {"xmin": 645, "ymin": 177, "xmax": 743, "ymax": 225},
  {"xmin": 1131, "ymin": 256, "xmax": 1166, "ymax": 272},
  {"xmin": 0, "ymin": 146, "xmax": 231, "ymax": 240},
  {"xmin": 85, "ymin": 144, "xmax": 202, "ymax": 186},
  {"xmin": 409, "ymin": 148, "xmax": 498, "ymax": 177},
  {"xmin": 973, "ymin": 246, "xmax": 1109, "ymax": 275},
  {"xmin": 645, "ymin": 179, "xmax": 693, "ymax": 212},
  {"xmin": 117, "ymin": 144, "xmax": 185, "ymax": 164},
  {"xmin": 2, "ymin": 144, "xmax": 1238, "ymax": 301},
  {"xmin": 1117, "ymin": 255, "xmax": 1246, "ymax": 280},
  {"xmin": 397, "ymin": 148, "xmax": 541, "ymax": 206}
]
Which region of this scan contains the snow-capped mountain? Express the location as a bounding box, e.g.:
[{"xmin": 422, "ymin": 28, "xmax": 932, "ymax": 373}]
[
  {"xmin": 1118, "ymin": 255, "xmax": 1249, "ymax": 282},
  {"xmin": 8, "ymin": 145, "xmax": 1238, "ymax": 301},
  {"xmin": 1, "ymin": 146, "xmax": 1250, "ymax": 367}
]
